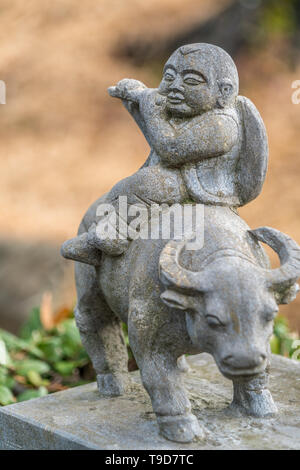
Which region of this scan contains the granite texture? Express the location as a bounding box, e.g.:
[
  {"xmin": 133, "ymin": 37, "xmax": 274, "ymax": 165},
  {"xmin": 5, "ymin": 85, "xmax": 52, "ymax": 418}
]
[{"xmin": 0, "ymin": 353, "xmax": 300, "ymax": 450}]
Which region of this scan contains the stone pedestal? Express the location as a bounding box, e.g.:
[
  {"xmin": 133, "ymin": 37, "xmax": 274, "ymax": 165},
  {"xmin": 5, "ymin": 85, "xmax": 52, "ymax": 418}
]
[{"xmin": 0, "ymin": 353, "xmax": 300, "ymax": 450}]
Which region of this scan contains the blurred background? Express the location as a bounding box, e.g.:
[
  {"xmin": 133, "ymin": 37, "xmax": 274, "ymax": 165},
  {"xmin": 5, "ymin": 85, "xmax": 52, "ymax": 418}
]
[{"xmin": 1, "ymin": 0, "xmax": 300, "ymax": 333}]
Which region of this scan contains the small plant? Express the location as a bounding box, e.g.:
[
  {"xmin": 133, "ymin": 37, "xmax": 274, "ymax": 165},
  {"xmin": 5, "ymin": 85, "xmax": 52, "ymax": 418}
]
[{"xmin": 0, "ymin": 294, "xmax": 94, "ymax": 406}]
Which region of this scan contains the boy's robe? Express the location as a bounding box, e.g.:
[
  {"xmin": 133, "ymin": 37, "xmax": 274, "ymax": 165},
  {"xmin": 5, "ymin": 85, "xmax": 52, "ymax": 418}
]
[{"xmin": 136, "ymin": 95, "xmax": 268, "ymax": 208}]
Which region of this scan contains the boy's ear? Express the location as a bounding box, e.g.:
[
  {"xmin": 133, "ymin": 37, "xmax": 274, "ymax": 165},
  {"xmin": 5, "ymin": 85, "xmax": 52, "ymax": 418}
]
[{"xmin": 217, "ymin": 78, "xmax": 234, "ymax": 108}]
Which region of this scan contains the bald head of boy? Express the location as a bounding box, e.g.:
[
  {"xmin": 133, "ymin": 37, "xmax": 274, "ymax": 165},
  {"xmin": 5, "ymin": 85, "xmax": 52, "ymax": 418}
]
[{"xmin": 158, "ymin": 43, "xmax": 239, "ymax": 117}]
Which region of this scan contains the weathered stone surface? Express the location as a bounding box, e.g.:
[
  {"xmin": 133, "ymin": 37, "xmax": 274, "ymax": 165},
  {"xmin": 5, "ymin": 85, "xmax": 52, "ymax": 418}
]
[
  {"xmin": 1, "ymin": 353, "xmax": 300, "ymax": 450},
  {"xmin": 60, "ymin": 43, "xmax": 300, "ymax": 443}
]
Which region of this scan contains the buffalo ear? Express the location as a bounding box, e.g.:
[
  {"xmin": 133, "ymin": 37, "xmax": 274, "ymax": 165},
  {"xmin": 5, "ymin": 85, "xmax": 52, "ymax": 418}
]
[{"xmin": 160, "ymin": 289, "xmax": 193, "ymax": 311}]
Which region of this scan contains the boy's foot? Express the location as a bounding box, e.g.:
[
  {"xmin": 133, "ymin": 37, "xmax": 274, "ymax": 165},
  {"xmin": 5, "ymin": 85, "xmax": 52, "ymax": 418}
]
[{"xmin": 61, "ymin": 220, "xmax": 129, "ymax": 265}]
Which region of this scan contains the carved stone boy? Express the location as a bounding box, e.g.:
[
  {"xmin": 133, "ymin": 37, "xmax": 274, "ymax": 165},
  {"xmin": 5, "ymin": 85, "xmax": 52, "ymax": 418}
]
[{"xmin": 62, "ymin": 43, "xmax": 268, "ymax": 260}]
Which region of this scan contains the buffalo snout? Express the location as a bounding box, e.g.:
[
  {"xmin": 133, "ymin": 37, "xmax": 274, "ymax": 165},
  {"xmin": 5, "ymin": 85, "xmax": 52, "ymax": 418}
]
[{"xmin": 220, "ymin": 349, "xmax": 267, "ymax": 376}]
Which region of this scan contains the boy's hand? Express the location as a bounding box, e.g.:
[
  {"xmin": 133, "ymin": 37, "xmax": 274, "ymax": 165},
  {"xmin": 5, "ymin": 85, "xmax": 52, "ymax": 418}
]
[{"xmin": 108, "ymin": 79, "xmax": 147, "ymax": 103}]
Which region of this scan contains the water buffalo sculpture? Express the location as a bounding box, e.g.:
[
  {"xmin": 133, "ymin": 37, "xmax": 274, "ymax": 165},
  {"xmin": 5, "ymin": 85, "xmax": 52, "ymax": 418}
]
[{"xmin": 62, "ymin": 205, "xmax": 300, "ymax": 443}]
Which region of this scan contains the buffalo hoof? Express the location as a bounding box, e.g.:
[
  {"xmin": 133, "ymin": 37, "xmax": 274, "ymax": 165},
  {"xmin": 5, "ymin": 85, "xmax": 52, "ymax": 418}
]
[
  {"xmin": 97, "ymin": 372, "xmax": 130, "ymax": 397},
  {"xmin": 157, "ymin": 413, "xmax": 205, "ymax": 443},
  {"xmin": 230, "ymin": 388, "xmax": 278, "ymax": 418}
]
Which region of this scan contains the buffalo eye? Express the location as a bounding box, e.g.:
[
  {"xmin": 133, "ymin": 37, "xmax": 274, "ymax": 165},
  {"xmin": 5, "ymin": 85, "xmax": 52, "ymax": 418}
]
[{"xmin": 206, "ymin": 315, "xmax": 225, "ymax": 328}]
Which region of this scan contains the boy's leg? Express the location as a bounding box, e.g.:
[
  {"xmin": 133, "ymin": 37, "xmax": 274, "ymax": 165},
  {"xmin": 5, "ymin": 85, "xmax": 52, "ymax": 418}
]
[
  {"xmin": 92, "ymin": 166, "xmax": 189, "ymax": 253},
  {"xmin": 62, "ymin": 166, "xmax": 189, "ymax": 262}
]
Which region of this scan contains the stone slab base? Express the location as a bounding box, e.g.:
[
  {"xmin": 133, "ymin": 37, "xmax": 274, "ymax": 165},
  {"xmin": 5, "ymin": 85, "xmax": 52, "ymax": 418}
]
[{"xmin": 0, "ymin": 354, "xmax": 300, "ymax": 450}]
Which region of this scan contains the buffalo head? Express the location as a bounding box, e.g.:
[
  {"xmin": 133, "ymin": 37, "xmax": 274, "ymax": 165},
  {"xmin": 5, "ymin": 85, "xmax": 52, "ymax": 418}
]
[{"xmin": 159, "ymin": 227, "xmax": 300, "ymax": 379}]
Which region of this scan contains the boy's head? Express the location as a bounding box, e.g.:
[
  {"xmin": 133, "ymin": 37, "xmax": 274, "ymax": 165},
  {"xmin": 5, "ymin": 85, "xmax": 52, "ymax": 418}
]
[{"xmin": 158, "ymin": 43, "xmax": 239, "ymax": 117}]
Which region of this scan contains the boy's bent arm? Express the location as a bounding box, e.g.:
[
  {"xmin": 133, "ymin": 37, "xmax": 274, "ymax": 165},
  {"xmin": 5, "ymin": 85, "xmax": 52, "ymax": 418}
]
[{"xmin": 148, "ymin": 112, "xmax": 239, "ymax": 167}]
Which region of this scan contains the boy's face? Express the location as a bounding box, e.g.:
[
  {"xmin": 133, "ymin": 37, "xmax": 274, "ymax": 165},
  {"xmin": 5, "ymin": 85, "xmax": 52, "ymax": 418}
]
[{"xmin": 158, "ymin": 51, "xmax": 219, "ymax": 117}]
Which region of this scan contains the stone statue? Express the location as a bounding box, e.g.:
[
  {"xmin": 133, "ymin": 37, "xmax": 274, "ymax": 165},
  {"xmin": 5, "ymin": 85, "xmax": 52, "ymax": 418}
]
[{"xmin": 61, "ymin": 43, "xmax": 300, "ymax": 443}]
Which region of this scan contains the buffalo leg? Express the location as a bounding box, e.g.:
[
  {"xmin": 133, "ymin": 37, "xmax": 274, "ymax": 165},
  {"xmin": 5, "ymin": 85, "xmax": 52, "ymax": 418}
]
[
  {"xmin": 128, "ymin": 305, "xmax": 204, "ymax": 443},
  {"xmin": 230, "ymin": 365, "xmax": 278, "ymax": 417},
  {"xmin": 75, "ymin": 261, "xmax": 130, "ymax": 396}
]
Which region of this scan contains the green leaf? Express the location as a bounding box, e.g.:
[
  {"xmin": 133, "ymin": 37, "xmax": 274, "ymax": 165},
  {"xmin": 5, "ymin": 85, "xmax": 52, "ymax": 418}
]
[
  {"xmin": 0, "ymin": 329, "xmax": 29, "ymax": 351},
  {"xmin": 0, "ymin": 368, "xmax": 15, "ymax": 389},
  {"xmin": 27, "ymin": 370, "xmax": 44, "ymax": 387},
  {"xmin": 57, "ymin": 319, "xmax": 82, "ymax": 358},
  {"xmin": 273, "ymin": 316, "xmax": 289, "ymax": 339},
  {"xmin": 0, "ymin": 385, "xmax": 15, "ymax": 405},
  {"xmin": 17, "ymin": 386, "xmax": 48, "ymax": 402},
  {"xmin": 37, "ymin": 337, "xmax": 63, "ymax": 363},
  {"xmin": 0, "ymin": 329, "xmax": 44, "ymax": 359},
  {"xmin": 19, "ymin": 307, "xmax": 42, "ymax": 340},
  {"xmin": 54, "ymin": 361, "xmax": 78, "ymax": 376},
  {"xmin": 122, "ymin": 322, "xmax": 129, "ymax": 346},
  {"xmin": 270, "ymin": 335, "xmax": 280, "ymax": 354},
  {"xmin": 4, "ymin": 376, "xmax": 15, "ymax": 389},
  {"xmin": 14, "ymin": 360, "xmax": 50, "ymax": 377}
]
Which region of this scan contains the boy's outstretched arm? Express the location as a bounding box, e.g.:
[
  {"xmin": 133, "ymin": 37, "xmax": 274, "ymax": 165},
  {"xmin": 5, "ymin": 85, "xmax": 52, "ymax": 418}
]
[{"xmin": 108, "ymin": 79, "xmax": 155, "ymax": 151}]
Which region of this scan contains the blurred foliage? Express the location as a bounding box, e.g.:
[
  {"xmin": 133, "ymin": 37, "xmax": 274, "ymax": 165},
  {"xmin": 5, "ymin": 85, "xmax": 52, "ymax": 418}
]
[
  {"xmin": 0, "ymin": 303, "xmax": 299, "ymax": 406},
  {"xmin": 260, "ymin": 0, "xmax": 298, "ymax": 37},
  {"xmin": 0, "ymin": 305, "xmax": 94, "ymax": 406},
  {"xmin": 270, "ymin": 315, "xmax": 300, "ymax": 358},
  {"xmin": 247, "ymin": 0, "xmax": 300, "ymax": 64}
]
